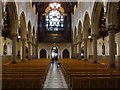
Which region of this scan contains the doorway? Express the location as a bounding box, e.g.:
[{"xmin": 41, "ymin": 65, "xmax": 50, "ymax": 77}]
[
  {"xmin": 81, "ymin": 46, "xmax": 84, "ymax": 58},
  {"xmin": 40, "ymin": 49, "xmax": 47, "ymax": 58},
  {"xmin": 63, "ymin": 49, "xmax": 69, "ymax": 58},
  {"xmin": 51, "ymin": 46, "xmax": 58, "ymax": 60}
]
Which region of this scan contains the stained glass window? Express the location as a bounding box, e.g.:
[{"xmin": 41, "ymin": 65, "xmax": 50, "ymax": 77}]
[{"xmin": 45, "ymin": 3, "xmax": 64, "ymax": 32}]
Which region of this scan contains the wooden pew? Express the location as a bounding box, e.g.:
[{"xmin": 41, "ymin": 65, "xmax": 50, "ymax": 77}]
[
  {"xmin": 58, "ymin": 59, "xmax": 120, "ymax": 89},
  {"xmin": 2, "ymin": 59, "xmax": 51, "ymax": 89}
]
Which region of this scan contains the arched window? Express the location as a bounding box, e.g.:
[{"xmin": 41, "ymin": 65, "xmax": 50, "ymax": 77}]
[{"xmin": 45, "ymin": 3, "xmax": 64, "ymax": 32}]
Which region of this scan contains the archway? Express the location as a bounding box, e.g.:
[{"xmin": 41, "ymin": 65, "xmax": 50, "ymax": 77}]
[
  {"xmin": 91, "ymin": 2, "xmax": 105, "ymax": 63},
  {"xmin": 27, "ymin": 21, "xmax": 32, "ymax": 60},
  {"xmin": 78, "ymin": 21, "xmax": 82, "ymax": 59},
  {"xmin": 74, "ymin": 27, "xmax": 77, "ymax": 58},
  {"xmin": 51, "ymin": 46, "xmax": 58, "ymax": 60},
  {"xmin": 40, "ymin": 49, "xmax": 47, "ymax": 58},
  {"xmin": 3, "ymin": 2, "xmax": 18, "ymax": 63},
  {"xmin": 19, "ymin": 12, "xmax": 26, "ymax": 61},
  {"xmin": 83, "ymin": 12, "xmax": 90, "ymax": 61},
  {"xmin": 62, "ymin": 49, "xmax": 69, "ymax": 58},
  {"xmin": 32, "ymin": 27, "xmax": 35, "ymax": 59}
]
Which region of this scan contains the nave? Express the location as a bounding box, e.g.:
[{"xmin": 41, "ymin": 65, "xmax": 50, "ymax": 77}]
[{"xmin": 1, "ymin": 1, "xmax": 120, "ymax": 89}]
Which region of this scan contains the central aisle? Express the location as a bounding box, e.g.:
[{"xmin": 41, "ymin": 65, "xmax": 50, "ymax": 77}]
[{"xmin": 43, "ymin": 61, "xmax": 68, "ymax": 89}]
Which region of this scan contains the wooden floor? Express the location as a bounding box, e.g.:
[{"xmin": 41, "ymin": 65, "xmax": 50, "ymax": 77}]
[{"xmin": 2, "ymin": 58, "xmax": 120, "ymax": 89}]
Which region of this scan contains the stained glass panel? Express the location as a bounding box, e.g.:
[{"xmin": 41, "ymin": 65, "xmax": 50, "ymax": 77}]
[{"xmin": 45, "ymin": 3, "xmax": 64, "ymax": 32}]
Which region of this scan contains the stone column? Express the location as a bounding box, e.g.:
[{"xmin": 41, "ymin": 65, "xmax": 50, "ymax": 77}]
[
  {"xmin": 22, "ymin": 38, "xmax": 26, "ymax": 61},
  {"xmin": 28, "ymin": 41, "xmax": 31, "ymax": 60},
  {"xmin": 73, "ymin": 44, "xmax": 75, "ymax": 58},
  {"xmin": 71, "ymin": 45, "xmax": 73, "ymax": 58},
  {"xmin": 75, "ymin": 44, "xmax": 77, "ymax": 58},
  {"xmin": 83, "ymin": 39, "xmax": 87, "ymax": 61},
  {"xmin": 32, "ymin": 43, "xmax": 35, "ymax": 59},
  {"xmin": 92, "ymin": 34, "xmax": 98, "ymax": 63},
  {"xmin": 35, "ymin": 44, "xmax": 38, "ymax": 58},
  {"xmin": 108, "ymin": 26, "xmax": 116, "ymax": 67},
  {"xmin": 34, "ymin": 44, "xmax": 36, "ymax": 58},
  {"xmin": 78, "ymin": 42, "xmax": 82, "ymax": 59},
  {"xmin": 12, "ymin": 33, "xmax": 17, "ymax": 64},
  {"xmin": 35, "ymin": 44, "xmax": 37, "ymax": 58},
  {"xmin": 0, "ymin": 1, "xmax": 1, "ymax": 65}
]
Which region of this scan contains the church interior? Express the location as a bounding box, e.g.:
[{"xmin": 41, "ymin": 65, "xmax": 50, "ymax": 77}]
[{"xmin": 0, "ymin": 0, "xmax": 120, "ymax": 89}]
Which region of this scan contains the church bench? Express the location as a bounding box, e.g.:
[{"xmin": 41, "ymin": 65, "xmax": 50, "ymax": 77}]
[
  {"xmin": 2, "ymin": 59, "xmax": 51, "ymax": 89},
  {"xmin": 2, "ymin": 78, "xmax": 42, "ymax": 88},
  {"xmin": 70, "ymin": 76, "xmax": 120, "ymax": 88},
  {"xmin": 59, "ymin": 59, "xmax": 120, "ymax": 89}
]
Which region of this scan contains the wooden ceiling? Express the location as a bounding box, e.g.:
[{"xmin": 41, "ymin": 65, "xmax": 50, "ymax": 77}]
[{"xmin": 32, "ymin": 2, "xmax": 77, "ymax": 14}]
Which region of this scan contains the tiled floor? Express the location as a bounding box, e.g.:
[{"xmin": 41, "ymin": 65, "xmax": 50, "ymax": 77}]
[{"xmin": 43, "ymin": 61, "xmax": 68, "ymax": 89}]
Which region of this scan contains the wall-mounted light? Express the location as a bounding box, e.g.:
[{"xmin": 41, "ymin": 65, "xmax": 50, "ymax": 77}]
[
  {"xmin": 18, "ymin": 35, "xmax": 21, "ymax": 39},
  {"xmin": 88, "ymin": 35, "xmax": 91, "ymax": 39},
  {"xmin": 54, "ymin": 37, "xmax": 56, "ymax": 38}
]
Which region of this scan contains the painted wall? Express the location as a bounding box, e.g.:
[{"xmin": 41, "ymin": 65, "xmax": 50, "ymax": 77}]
[
  {"xmin": 38, "ymin": 43, "xmax": 71, "ymax": 59},
  {"xmin": 96, "ymin": 32, "xmax": 120, "ymax": 57},
  {"xmin": 2, "ymin": 37, "xmax": 12, "ymax": 56}
]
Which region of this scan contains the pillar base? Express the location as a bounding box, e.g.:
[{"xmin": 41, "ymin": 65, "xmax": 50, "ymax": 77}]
[
  {"xmin": 109, "ymin": 64, "xmax": 116, "ymax": 68},
  {"xmin": 93, "ymin": 61, "xmax": 97, "ymax": 64},
  {"xmin": 12, "ymin": 61, "xmax": 16, "ymax": 64}
]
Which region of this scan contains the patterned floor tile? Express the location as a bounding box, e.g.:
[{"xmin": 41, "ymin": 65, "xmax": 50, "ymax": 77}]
[{"xmin": 43, "ymin": 61, "xmax": 68, "ymax": 88}]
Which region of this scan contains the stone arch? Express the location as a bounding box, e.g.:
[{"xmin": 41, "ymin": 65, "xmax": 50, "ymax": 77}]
[
  {"xmin": 82, "ymin": 12, "xmax": 90, "ymax": 61},
  {"xmin": 78, "ymin": 21, "xmax": 83, "ymax": 59},
  {"xmin": 78, "ymin": 21, "xmax": 82, "ymax": 42},
  {"xmin": 83, "ymin": 12, "xmax": 90, "ymax": 39},
  {"xmin": 106, "ymin": 2, "xmax": 118, "ymax": 67},
  {"xmin": 106, "ymin": 2, "xmax": 118, "ymax": 27},
  {"xmin": 5, "ymin": 2, "xmax": 18, "ymax": 34},
  {"xmin": 40, "ymin": 49, "xmax": 47, "ymax": 58},
  {"xmin": 74, "ymin": 27, "xmax": 77, "ymax": 40},
  {"xmin": 33, "ymin": 27, "xmax": 35, "ymax": 37},
  {"xmin": 19, "ymin": 12, "xmax": 27, "ymax": 61},
  {"xmin": 27, "ymin": 21, "xmax": 33, "ymax": 59},
  {"xmin": 32, "ymin": 26, "xmax": 35, "ymax": 43},
  {"xmin": 28, "ymin": 20, "xmax": 32, "ymax": 42},
  {"xmin": 91, "ymin": 2, "xmax": 104, "ymax": 34},
  {"xmin": 62, "ymin": 49, "xmax": 70, "ymax": 58},
  {"xmin": 19, "ymin": 11, "xmax": 26, "ymax": 39}
]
